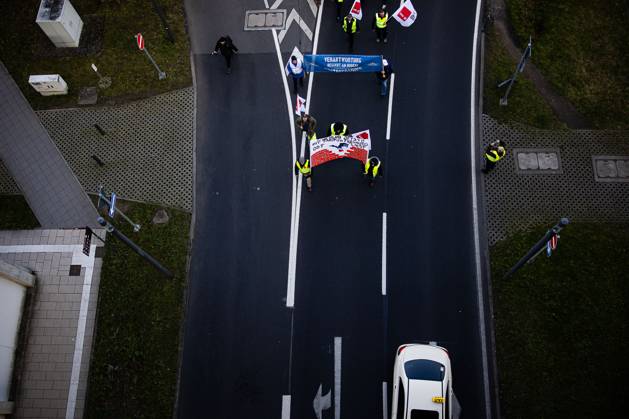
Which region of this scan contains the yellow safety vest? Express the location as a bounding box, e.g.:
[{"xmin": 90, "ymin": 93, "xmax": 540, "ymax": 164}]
[
  {"xmin": 295, "ymin": 160, "xmax": 311, "ymax": 175},
  {"xmin": 330, "ymin": 123, "xmax": 347, "ymax": 136},
  {"xmin": 308, "ymin": 132, "xmax": 317, "ymax": 141},
  {"xmin": 376, "ymin": 13, "xmax": 388, "ymax": 28},
  {"xmin": 364, "ymin": 159, "xmax": 381, "ymax": 177},
  {"xmin": 343, "ymin": 18, "xmax": 357, "ymax": 34},
  {"xmin": 486, "ymin": 147, "xmax": 506, "ymax": 162}
]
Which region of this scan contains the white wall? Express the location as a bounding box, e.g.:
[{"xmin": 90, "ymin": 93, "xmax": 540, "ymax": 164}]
[{"xmin": 0, "ymin": 278, "xmax": 26, "ymax": 402}]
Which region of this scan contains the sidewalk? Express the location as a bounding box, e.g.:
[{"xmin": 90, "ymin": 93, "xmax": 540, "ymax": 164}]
[
  {"xmin": 0, "ymin": 87, "xmax": 193, "ymax": 211},
  {"xmin": 0, "ymin": 229, "xmax": 104, "ymax": 419},
  {"xmin": 482, "ymin": 115, "xmax": 629, "ymax": 245}
]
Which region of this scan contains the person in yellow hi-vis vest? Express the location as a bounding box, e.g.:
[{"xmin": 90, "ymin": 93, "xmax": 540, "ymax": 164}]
[
  {"xmin": 482, "ymin": 140, "xmax": 506, "ymax": 173},
  {"xmin": 363, "ymin": 156, "xmax": 383, "ymax": 188},
  {"xmin": 294, "ymin": 158, "xmax": 313, "ymax": 192},
  {"xmin": 343, "ymin": 14, "xmax": 359, "ymax": 52},
  {"xmin": 372, "ymin": 6, "xmax": 389, "ymax": 43}
]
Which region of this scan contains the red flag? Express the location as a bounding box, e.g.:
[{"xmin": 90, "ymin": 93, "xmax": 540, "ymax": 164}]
[
  {"xmin": 350, "ymin": 0, "xmax": 363, "ymax": 20},
  {"xmin": 392, "ymin": 0, "xmax": 418, "ymax": 27}
]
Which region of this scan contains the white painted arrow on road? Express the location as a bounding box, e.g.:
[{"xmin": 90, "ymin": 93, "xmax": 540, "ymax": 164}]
[{"xmin": 312, "ymin": 384, "xmax": 331, "ymax": 419}]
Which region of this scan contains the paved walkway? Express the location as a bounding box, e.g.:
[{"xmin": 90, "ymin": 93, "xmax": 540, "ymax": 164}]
[
  {"xmin": 0, "ymin": 87, "xmax": 193, "ymax": 211},
  {"xmin": 0, "ymin": 229, "xmax": 104, "ymax": 419},
  {"xmin": 0, "ymin": 62, "xmax": 99, "ymax": 228},
  {"xmin": 482, "ymin": 115, "xmax": 629, "ymax": 244}
]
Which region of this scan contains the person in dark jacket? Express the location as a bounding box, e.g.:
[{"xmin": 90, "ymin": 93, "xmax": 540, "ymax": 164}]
[
  {"xmin": 376, "ymin": 58, "xmax": 393, "ymax": 96},
  {"xmin": 212, "ymin": 36, "xmax": 238, "ymax": 74}
]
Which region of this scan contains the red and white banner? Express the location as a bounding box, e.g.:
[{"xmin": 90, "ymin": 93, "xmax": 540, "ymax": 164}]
[
  {"xmin": 350, "ymin": 0, "xmax": 363, "ymax": 20},
  {"xmin": 310, "ymin": 130, "xmax": 371, "ymax": 167},
  {"xmin": 392, "ymin": 0, "xmax": 418, "ymax": 27},
  {"xmin": 295, "ymin": 95, "xmax": 306, "ymax": 115}
]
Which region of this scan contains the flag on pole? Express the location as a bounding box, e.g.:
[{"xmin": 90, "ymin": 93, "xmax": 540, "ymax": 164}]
[
  {"xmin": 392, "ymin": 0, "xmax": 418, "ymax": 27},
  {"xmin": 295, "ymin": 95, "xmax": 306, "ymax": 116},
  {"xmin": 350, "ymin": 0, "xmax": 363, "ymax": 20}
]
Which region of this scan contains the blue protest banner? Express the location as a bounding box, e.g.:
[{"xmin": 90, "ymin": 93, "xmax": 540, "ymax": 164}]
[{"xmin": 303, "ymin": 54, "xmax": 383, "ymax": 73}]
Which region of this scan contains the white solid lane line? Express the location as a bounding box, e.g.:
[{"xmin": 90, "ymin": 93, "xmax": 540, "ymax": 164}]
[
  {"xmin": 281, "ymin": 395, "xmax": 291, "ymax": 419},
  {"xmin": 386, "ymin": 73, "xmax": 396, "ymax": 141},
  {"xmin": 272, "ymin": 26, "xmax": 298, "ymax": 308},
  {"xmin": 286, "ymin": 0, "xmax": 324, "ymax": 308},
  {"xmin": 382, "ymin": 381, "xmax": 389, "ymax": 419},
  {"xmin": 381, "ymin": 212, "xmax": 388, "ymax": 296},
  {"xmin": 334, "ymin": 337, "xmax": 342, "ymax": 419},
  {"xmin": 469, "ymin": 0, "xmax": 492, "ymax": 415}
]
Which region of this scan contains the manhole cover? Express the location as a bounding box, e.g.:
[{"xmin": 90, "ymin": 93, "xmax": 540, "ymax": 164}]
[{"xmin": 244, "ymin": 9, "xmax": 286, "ymax": 31}]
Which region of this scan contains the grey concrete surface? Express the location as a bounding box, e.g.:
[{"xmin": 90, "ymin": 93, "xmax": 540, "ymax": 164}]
[
  {"xmin": 0, "ymin": 62, "xmax": 99, "ymax": 229},
  {"xmin": 0, "ymin": 229, "xmax": 105, "ymax": 419}
]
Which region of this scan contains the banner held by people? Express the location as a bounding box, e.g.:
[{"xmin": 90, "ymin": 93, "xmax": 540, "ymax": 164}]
[
  {"xmin": 303, "ymin": 55, "xmax": 383, "ymax": 73},
  {"xmin": 392, "ymin": 0, "xmax": 418, "ymax": 27},
  {"xmin": 350, "ymin": 0, "xmax": 363, "ymax": 20},
  {"xmin": 310, "ymin": 130, "xmax": 371, "ymax": 167}
]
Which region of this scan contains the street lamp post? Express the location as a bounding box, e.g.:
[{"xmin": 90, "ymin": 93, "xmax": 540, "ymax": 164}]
[{"xmin": 503, "ymin": 217, "xmax": 570, "ymax": 279}]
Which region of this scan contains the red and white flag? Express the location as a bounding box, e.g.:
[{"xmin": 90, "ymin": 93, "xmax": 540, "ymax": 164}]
[
  {"xmin": 350, "ymin": 0, "xmax": 363, "ymax": 20},
  {"xmin": 295, "ymin": 95, "xmax": 306, "ymax": 116},
  {"xmin": 392, "ymin": 0, "xmax": 418, "ymax": 27}
]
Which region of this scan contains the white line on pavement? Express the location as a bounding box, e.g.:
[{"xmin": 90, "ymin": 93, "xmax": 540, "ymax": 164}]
[
  {"xmin": 281, "ymin": 395, "xmax": 291, "ymax": 419},
  {"xmin": 271, "ymin": 26, "xmax": 298, "ymax": 308},
  {"xmin": 382, "ymin": 381, "xmax": 388, "ymax": 419},
  {"xmin": 386, "ymin": 73, "xmax": 396, "ymax": 140},
  {"xmin": 381, "ymin": 212, "xmax": 388, "ymax": 296},
  {"xmin": 334, "ymin": 337, "xmax": 342, "ymax": 419},
  {"xmin": 470, "ymin": 0, "xmax": 492, "ymax": 416},
  {"xmin": 270, "ymin": 0, "xmax": 284, "ymax": 9},
  {"xmin": 264, "ymin": 0, "xmax": 270, "ymax": 9},
  {"xmin": 286, "ymin": 0, "xmax": 324, "ymax": 308}
]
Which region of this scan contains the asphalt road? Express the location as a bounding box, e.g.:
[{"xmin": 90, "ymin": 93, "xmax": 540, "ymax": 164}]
[{"xmin": 178, "ymin": 1, "xmax": 496, "ymax": 418}]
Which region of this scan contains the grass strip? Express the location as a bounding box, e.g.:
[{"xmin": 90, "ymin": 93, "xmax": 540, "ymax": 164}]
[
  {"xmin": 483, "ymin": 25, "xmax": 564, "ymax": 129},
  {"xmin": 0, "ymin": 0, "xmax": 191, "ymax": 110},
  {"xmin": 491, "ymin": 223, "xmax": 629, "ymax": 417},
  {"xmin": 0, "ymin": 195, "xmax": 40, "ymax": 230},
  {"xmin": 86, "ymin": 201, "xmax": 190, "ymax": 418},
  {"xmin": 504, "ymin": 0, "xmax": 629, "ymax": 129}
]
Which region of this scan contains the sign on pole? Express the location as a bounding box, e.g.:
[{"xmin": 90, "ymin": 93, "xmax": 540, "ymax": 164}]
[
  {"xmin": 136, "ymin": 33, "xmax": 145, "ymax": 50},
  {"xmin": 82, "ymin": 227, "xmax": 92, "ymax": 256},
  {"xmin": 135, "ymin": 33, "xmax": 166, "ymax": 80},
  {"xmin": 108, "ymin": 192, "xmax": 117, "ymax": 218}
]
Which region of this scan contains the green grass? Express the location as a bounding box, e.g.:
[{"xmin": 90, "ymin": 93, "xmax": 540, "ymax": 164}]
[
  {"xmin": 0, "ymin": 0, "xmax": 191, "ymax": 110},
  {"xmin": 483, "ymin": 26, "xmax": 565, "ymax": 129},
  {"xmin": 86, "ymin": 201, "xmax": 190, "ymax": 418},
  {"xmin": 504, "ymin": 0, "xmax": 629, "ymax": 129},
  {"xmin": 0, "ymin": 195, "xmax": 40, "ymax": 229},
  {"xmin": 491, "ymin": 223, "xmax": 629, "ymax": 418}
]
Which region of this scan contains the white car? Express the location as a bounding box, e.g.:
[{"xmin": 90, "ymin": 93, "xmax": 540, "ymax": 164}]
[{"xmin": 391, "ymin": 343, "xmax": 453, "ymax": 419}]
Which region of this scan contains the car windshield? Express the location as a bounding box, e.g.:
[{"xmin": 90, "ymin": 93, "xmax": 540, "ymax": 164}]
[
  {"xmin": 410, "ymin": 410, "xmax": 439, "ymax": 419},
  {"xmin": 404, "ymin": 359, "xmax": 445, "ymax": 381}
]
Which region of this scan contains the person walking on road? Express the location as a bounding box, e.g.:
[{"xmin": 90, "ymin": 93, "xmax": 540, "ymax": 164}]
[
  {"xmin": 295, "ymin": 158, "xmax": 313, "ymax": 192},
  {"xmin": 372, "ymin": 6, "xmax": 389, "ymax": 43},
  {"xmin": 327, "ymin": 122, "xmax": 349, "ymax": 136},
  {"xmin": 376, "ymin": 59, "xmax": 393, "ymax": 96},
  {"xmin": 482, "ymin": 140, "xmax": 506, "ymax": 173},
  {"xmin": 335, "ymin": 0, "xmax": 344, "ymax": 21},
  {"xmin": 287, "ymin": 55, "xmax": 306, "ymax": 94},
  {"xmin": 343, "ymin": 14, "xmax": 359, "ymax": 52},
  {"xmin": 212, "ymin": 35, "xmax": 238, "ymax": 74},
  {"xmin": 296, "ymin": 113, "xmax": 317, "ymax": 140},
  {"xmin": 363, "ymin": 156, "xmax": 383, "ymax": 187}
]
